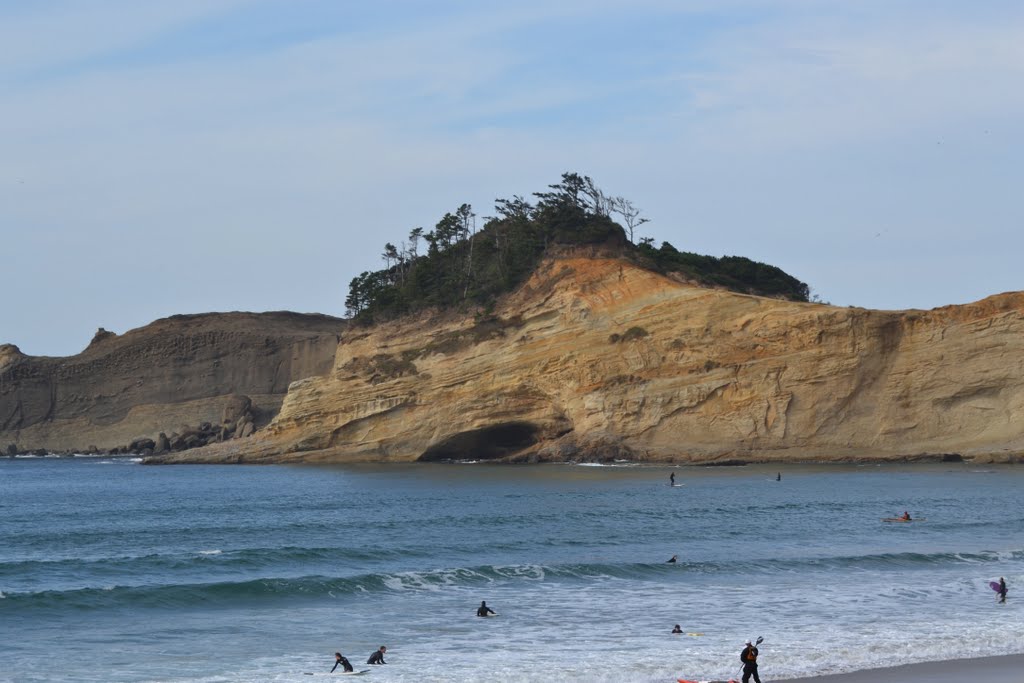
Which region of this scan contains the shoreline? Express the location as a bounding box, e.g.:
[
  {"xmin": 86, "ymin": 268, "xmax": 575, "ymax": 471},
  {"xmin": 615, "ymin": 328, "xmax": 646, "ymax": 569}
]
[{"xmin": 771, "ymin": 654, "xmax": 1024, "ymax": 682}]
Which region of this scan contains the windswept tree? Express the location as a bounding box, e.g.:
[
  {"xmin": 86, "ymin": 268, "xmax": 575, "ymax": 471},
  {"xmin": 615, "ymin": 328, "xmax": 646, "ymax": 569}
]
[{"xmin": 611, "ymin": 196, "xmax": 650, "ymax": 244}]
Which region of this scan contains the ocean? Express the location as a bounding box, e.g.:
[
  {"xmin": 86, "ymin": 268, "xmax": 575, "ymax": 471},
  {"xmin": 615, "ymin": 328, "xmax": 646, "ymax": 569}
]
[{"xmin": 1, "ymin": 457, "xmax": 1021, "ymax": 682}]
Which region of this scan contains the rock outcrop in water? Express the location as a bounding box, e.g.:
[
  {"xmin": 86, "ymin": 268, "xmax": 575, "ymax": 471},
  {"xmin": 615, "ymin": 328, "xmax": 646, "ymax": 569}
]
[
  {"xmin": 151, "ymin": 254, "xmax": 1024, "ymax": 464},
  {"xmin": 0, "ymin": 312, "xmax": 344, "ymax": 453}
]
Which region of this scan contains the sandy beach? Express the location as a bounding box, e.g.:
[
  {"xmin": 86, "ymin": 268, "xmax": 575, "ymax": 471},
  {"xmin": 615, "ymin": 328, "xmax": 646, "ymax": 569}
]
[{"xmin": 773, "ymin": 654, "xmax": 1024, "ymax": 682}]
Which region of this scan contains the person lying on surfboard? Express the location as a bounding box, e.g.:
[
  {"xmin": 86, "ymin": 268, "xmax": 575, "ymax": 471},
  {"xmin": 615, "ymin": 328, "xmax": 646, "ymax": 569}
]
[
  {"xmin": 667, "ymin": 555, "xmax": 678, "ymax": 563},
  {"xmin": 477, "ymin": 600, "xmax": 496, "ymax": 617},
  {"xmin": 331, "ymin": 652, "xmax": 354, "ymax": 673}
]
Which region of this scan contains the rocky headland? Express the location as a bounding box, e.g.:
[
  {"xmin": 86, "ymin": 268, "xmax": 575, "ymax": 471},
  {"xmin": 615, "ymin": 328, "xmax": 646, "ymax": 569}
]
[
  {"xmin": 1, "ymin": 312, "xmax": 344, "ymax": 456},
  {"xmin": 145, "ymin": 253, "xmax": 1024, "ymax": 465}
]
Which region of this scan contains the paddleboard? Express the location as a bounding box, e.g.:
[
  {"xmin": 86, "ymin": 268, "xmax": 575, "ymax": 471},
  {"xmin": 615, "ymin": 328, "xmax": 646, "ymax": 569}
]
[
  {"xmin": 477, "ymin": 612, "xmax": 499, "ymax": 617},
  {"xmin": 668, "ymin": 483, "xmax": 684, "ymax": 487},
  {"xmin": 881, "ymin": 517, "xmax": 926, "ymax": 522},
  {"xmin": 990, "ymin": 581, "xmax": 1003, "ymax": 593}
]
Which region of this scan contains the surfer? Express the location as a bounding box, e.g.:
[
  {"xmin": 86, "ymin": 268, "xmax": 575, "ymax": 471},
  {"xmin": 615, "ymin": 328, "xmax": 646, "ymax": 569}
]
[
  {"xmin": 776, "ymin": 472, "xmax": 781, "ymax": 481},
  {"xmin": 999, "ymin": 577, "xmax": 1007, "ymax": 603},
  {"xmin": 477, "ymin": 600, "xmax": 496, "ymax": 617},
  {"xmin": 740, "ymin": 640, "xmax": 761, "ymax": 683},
  {"xmin": 670, "ymin": 472, "xmax": 675, "ymax": 486},
  {"xmin": 901, "ymin": 511, "xmax": 911, "ymax": 521},
  {"xmin": 367, "ymin": 646, "xmax": 387, "ymax": 665},
  {"xmin": 331, "ymin": 652, "xmax": 354, "ymax": 673},
  {"xmin": 672, "ymin": 624, "xmax": 683, "ymax": 634},
  {"xmin": 667, "ymin": 555, "xmax": 677, "ymax": 564}
]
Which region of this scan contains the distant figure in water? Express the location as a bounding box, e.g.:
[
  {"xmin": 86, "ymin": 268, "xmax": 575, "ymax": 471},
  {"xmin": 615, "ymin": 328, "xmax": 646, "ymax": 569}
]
[
  {"xmin": 667, "ymin": 555, "xmax": 677, "ymax": 564},
  {"xmin": 367, "ymin": 646, "xmax": 387, "ymax": 665},
  {"xmin": 670, "ymin": 472, "xmax": 675, "ymax": 486},
  {"xmin": 998, "ymin": 577, "xmax": 1008, "ymax": 603},
  {"xmin": 776, "ymin": 472, "xmax": 781, "ymax": 481},
  {"xmin": 331, "ymin": 652, "xmax": 353, "ymax": 673},
  {"xmin": 477, "ymin": 600, "xmax": 496, "ymax": 617},
  {"xmin": 902, "ymin": 511, "xmax": 912, "ymax": 521},
  {"xmin": 672, "ymin": 624, "xmax": 683, "ymax": 634}
]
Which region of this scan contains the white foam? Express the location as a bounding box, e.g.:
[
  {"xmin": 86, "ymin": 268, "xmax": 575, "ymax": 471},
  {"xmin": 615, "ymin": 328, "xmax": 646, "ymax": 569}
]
[{"xmin": 198, "ymin": 549, "xmax": 223, "ymax": 556}]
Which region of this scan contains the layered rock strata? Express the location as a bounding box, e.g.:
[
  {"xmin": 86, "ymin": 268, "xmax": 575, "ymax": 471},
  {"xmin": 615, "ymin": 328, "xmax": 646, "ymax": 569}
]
[
  {"xmin": 155, "ymin": 256, "xmax": 1024, "ymax": 464},
  {"xmin": 0, "ymin": 312, "xmax": 344, "ymax": 453}
]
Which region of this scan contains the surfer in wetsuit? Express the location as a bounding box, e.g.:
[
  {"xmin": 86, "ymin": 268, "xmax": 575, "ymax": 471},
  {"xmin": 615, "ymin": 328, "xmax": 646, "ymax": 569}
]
[
  {"xmin": 667, "ymin": 555, "xmax": 677, "ymax": 563},
  {"xmin": 672, "ymin": 624, "xmax": 683, "ymax": 634},
  {"xmin": 740, "ymin": 640, "xmax": 761, "ymax": 683},
  {"xmin": 331, "ymin": 652, "xmax": 354, "ymax": 673},
  {"xmin": 901, "ymin": 511, "xmax": 911, "ymax": 521},
  {"xmin": 367, "ymin": 646, "xmax": 387, "ymax": 665},
  {"xmin": 999, "ymin": 577, "xmax": 1007, "ymax": 603},
  {"xmin": 477, "ymin": 600, "xmax": 496, "ymax": 617},
  {"xmin": 776, "ymin": 472, "xmax": 781, "ymax": 481},
  {"xmin": 670, "ymin": 472, "xmax": 675, "ymax": 486}
]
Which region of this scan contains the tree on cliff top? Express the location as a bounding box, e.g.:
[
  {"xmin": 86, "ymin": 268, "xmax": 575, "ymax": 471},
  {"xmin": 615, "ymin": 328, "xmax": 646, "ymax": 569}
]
[{"xmin": 345, "ymin": 172, "xmax": 810, "ymax": 322}]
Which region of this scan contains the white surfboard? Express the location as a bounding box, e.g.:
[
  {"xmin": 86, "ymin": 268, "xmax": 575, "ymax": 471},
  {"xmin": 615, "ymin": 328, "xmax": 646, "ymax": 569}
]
[{"xmin": 303, "ymin": 670, "xmax": 371, "ymax": 676}]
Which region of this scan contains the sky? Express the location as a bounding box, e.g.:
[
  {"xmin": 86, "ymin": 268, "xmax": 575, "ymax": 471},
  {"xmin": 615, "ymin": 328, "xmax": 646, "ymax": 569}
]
[{"xmin": 2, "ymin": 0, "xmax": 1022, "ymax": 357}]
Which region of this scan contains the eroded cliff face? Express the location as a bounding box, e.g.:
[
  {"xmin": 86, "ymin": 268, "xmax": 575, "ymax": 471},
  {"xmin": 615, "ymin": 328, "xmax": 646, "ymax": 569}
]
[
  {"xmin": 164, "ymin": 256, "xmax": 1024, "ymax": 464},
  {"xmin": 0, "ymin": 312, "xmax": 344, "ymax": 452}
]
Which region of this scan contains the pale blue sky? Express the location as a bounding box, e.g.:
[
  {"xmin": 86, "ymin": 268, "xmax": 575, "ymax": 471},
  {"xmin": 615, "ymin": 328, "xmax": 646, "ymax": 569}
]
[{"xmin": 2, "ymin": 1, "xmax": 1022, "ymax": 356}]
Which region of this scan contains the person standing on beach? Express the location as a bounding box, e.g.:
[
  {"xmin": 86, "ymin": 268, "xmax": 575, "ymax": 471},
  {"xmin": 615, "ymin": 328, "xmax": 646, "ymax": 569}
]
[
  {"xmin": 998, "ymin": 577, "xmax": 1007, "ymax": 603},
  {"xmin": 740, "ymin": 640, "xmax": 761, "ymax": 683},
  {"xmin": 330, "ymin": 652, "xmax": 353, "ymax": 673},
  {"xmin": 367, "ymin": 646, "xmax": 387, "ymax": 665}
]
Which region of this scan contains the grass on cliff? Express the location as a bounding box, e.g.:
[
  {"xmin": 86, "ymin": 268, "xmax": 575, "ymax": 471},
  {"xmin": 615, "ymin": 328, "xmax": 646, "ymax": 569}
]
[{"xmin": 345, "ymin": 172, "xmax": 810, "ymax": 324}]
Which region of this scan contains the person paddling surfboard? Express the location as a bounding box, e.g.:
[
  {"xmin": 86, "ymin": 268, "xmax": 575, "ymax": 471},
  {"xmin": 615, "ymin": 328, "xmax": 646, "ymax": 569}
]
[{"xmin": 331, "ymin": 652, "xmax": 354, "ymax": 673}]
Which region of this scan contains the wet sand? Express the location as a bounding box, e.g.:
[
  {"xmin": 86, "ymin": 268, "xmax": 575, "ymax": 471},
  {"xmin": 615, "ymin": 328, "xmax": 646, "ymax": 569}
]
[{"xmin": 772, "ymin": 654, "xmax": 1024, "ymax": 682}]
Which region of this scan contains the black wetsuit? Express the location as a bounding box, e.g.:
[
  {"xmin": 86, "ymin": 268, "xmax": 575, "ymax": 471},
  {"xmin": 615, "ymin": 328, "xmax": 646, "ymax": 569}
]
[
  {"xmin": 741, "ymin": 645, "xmax": 761, "ymax": 683},
  {"xmin": 331, "ymin": 656, "xmax": 353, "ymax": 673},
  {"xmin": 999, "ymin": 580, "xmax": 1008, "ymax": 603},
  {"xmin": 367, "ymin": 650, "xmax": 386, "ymax": 665},
  {"xmin": 477, "ymin": 604, "xmax": 495, "ymax": 616}
]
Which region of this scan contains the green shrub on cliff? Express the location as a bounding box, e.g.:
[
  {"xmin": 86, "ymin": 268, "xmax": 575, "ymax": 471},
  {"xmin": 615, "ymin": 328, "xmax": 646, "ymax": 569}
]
[{"xmin": 346, "ymin": 172, "xmax": 810, "ymax": 323}]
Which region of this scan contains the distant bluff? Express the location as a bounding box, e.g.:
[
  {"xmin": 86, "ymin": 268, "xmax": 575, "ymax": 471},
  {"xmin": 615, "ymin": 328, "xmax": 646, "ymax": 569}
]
[
  {"xmin": 0, "ymin": 312, "xmax": 344, "ymax": 454},
  {"xmin": 154, "ymin": 252, "xmax": 1024, "ymax": 465}
]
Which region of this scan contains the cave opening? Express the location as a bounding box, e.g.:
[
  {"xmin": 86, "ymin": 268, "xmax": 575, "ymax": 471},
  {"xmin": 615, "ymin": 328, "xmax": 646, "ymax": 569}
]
[{"xmin": 418, "ymin": 422, "xmax": 539, "ymax": 461}]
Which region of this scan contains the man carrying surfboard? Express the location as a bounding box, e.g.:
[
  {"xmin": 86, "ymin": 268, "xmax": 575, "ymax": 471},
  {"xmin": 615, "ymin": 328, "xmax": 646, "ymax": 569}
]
[
  {"xmin": 999, "ymin": 577, "xmax": 1007, "ymax": 603},
  {"xmin": 331, "ymin": 652, "xmax": 354, "ymax": 673},
  {"xmin": 477, "ymin": 600, "xmax": 496, "ymax": 617}
]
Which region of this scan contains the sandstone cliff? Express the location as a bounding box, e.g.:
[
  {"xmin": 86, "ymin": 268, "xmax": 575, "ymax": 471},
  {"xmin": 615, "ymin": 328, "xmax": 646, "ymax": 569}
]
[
  {"xmin": 154, "ymin": 256, "xmax": 1024, "ymax": 464},
  {"xmin": 0, "ymin": 312, "xmax": 344, "ymax": 452}
]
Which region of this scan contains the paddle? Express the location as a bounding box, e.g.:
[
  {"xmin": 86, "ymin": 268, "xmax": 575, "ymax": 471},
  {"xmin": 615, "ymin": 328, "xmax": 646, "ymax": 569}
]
[{"xmin": 738, "ymin": 636, "xmax": 764, "ymax": 674}]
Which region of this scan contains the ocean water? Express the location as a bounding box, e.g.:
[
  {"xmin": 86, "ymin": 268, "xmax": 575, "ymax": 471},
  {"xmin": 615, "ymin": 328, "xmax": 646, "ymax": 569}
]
[{"xmin": 1, "ymin": 458, "xmax": 1022, "ymax": 683}]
